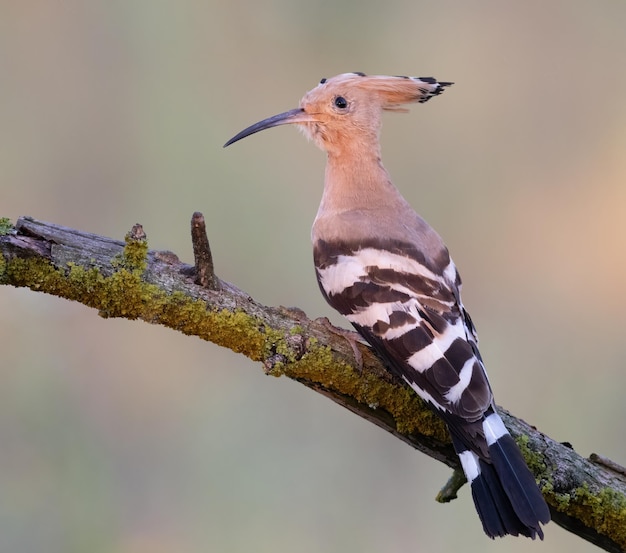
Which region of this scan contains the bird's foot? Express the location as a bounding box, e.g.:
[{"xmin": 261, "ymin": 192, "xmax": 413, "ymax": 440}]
[{"xmin": 315, "ymin": 317, "xmax": 364, "ymax": 372}]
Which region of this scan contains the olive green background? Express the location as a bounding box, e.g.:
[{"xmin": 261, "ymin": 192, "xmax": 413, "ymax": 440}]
[{"xmin": 2, "ymin": 2, "xmax": 625, "ymax": 552}]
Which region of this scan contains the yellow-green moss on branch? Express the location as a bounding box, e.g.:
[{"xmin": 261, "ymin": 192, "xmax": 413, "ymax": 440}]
[
  {"xmin": 546, "ymin": 483, "xmax": 626, "ymax": 550},
  {"xmin": 0, "ymin": 217, "xmax": 13, "ymax": 236}
]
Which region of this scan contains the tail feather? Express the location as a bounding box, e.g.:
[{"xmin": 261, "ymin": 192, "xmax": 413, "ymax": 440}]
[
  {"xmin": 475, "ymin": 458, "xmax": 539, "ymax": 538},
  {"xmin": 468, "ymin": 468, "xmax": 507, "ymax": 537},
  {"xmin": 451, "ymin": 411, "xmax": 550, "ymax": 539},
  {"xmin": 488, "ymin": 433, "xmax": 551, "ymax": 535}
]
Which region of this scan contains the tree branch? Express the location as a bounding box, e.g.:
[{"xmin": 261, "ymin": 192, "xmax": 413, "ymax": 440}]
[{"xmin": 1, "ymin": 216, "xmax": 625, "ymax": 552}]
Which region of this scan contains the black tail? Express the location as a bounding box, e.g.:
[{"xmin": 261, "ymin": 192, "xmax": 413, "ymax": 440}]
[
  {"xmin": 485, "ymin": 432, "xmax": 551, "ymax": 538},
  {"xmin": 451, "ymin": 415, "xmax": 550, "ymax": 539}
]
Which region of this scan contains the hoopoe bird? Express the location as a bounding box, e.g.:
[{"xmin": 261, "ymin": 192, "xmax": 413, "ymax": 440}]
[{"xmin": 224, "ymin": 72, "xmax": 550, "ymax": 539}]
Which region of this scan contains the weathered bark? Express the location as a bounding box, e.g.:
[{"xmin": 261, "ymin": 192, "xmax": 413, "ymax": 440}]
[{"xmin": 1, "ymin": 216, "xmax": 625, "ymax": 552}]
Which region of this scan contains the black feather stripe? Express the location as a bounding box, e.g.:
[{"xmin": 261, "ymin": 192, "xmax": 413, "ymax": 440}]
[
  {"xmin": 470, "ymin": 475, "xmax": 508, "ymax": 538},
  {"xmin": 367, "ymin": 266, "xmax": 451, "ymax": 303},
  {"xmin": 372, "ymin": 324, "xmax": 433, "ymax": 360},
  {"xmin": 372, "ymin": 310, "xmax": 417, "ymax": 335},
  {"xmin": 488, "ymin": 434, "xmax": 551, "ymax": 534},
  {"xmin": 430, "ymin": 356, "xmax": 464, "ymax": 388},
  {"xmin": 460, "ymin": 361, "xmax": 493, "ymax": 420},
  {"xmin": 473, "ymin": 461, "xmax": 535, "ymax": 538},
  {"xmin": 327, "ymin": 280, "xmax": 411, "ymax": 316}
]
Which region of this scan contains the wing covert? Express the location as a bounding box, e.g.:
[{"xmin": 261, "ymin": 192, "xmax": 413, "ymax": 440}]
[{"xmin": 314, "ymin": 240, "xmax": 492, "ymax": 422}]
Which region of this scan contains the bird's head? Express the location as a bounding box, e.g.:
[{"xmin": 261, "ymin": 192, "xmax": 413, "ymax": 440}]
[{"xmin": 224, "ymin": 73, "xmax": 452, "ymax": 155}]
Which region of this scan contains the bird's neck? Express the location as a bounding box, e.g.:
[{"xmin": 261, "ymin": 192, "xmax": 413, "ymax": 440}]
[
  {"xmin": 320, "ymin": 148, "xmax": 399, "ymax": 213},
  {"xmin": 312, "ymin": 146, "xmax": 417, "ymax": 246}
]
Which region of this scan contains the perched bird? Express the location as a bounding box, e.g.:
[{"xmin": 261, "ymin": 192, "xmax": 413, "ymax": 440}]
[{"xmin": 224, "ymin": 72, "xmax": 550, "ymax": 539}]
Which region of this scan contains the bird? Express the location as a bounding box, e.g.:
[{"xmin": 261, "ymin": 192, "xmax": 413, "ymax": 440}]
[{"xmin": 224, "ymin": 72, "xmax": 551, "ymax": 539}]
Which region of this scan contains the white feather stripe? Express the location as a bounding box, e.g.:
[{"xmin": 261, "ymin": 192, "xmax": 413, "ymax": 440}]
[
  {"xmin": 346, "ymin": 301, "xmax": 406, "ymax": 328},
  {"xmin": 405, "ymin": 318, "xmax": 465, "ymax": 373},
  {"xmin": 405, "ymin": 341, "xmax": 449, "ymax": 373},
  {"xmin": 317, "ymin": 257, "xmax": 367, "ymax": 296},
  {"xmin": 458, "ymin": 450, "xmax": 481, "ymax": 483},
  {"xmin": 444, "ymin": 357, "xmax": 476, "ymax": 404},
  {"xmin": 380, "ymin": 320, "xmax": 420, "ymax": 340},
  {"xmin": 352, "ymin": 248, "xmax": 442, "ymax": 279},
  {"xmin": 483, "ymin": 412, "xmax": 509, "ymax": 446},
  {"xmin": 317, "ymin": 247, "xmax": 445, "ymax": 296},
  {"xmin": 442, "ymin": 260, "xmax": 458, "ymax": 287}
]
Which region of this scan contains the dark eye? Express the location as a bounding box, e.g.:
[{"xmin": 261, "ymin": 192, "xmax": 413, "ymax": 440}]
[{"xmin": 334, "ymin": 96, "xmax": 348, "ymax": 109}]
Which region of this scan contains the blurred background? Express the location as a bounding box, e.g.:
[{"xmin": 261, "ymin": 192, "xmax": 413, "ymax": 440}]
[{"xmin": 2, "ymin": 1, "xmax": 626, "ymax": 552}]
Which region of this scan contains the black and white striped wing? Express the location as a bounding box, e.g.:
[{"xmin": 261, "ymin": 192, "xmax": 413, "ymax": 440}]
[
  {"xmin": 313, "ymin": 238, "xmax": 551, "ymax": 539},
  {"xmin": 314, "ymin": 239, "xmax": 492, "ymax": 427}
]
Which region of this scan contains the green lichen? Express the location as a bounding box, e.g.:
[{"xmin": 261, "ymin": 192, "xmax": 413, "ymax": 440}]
[
  {"xmin": 123, "ymin": 236, "xmax": 148, "ymax": 273},
  {"xmin": 517, "ymin": 433, "xmax": 626, "ymax": 547},
  {"xmin": 114, "ymin": 230, "xmax": 149, "ymax": 273},
  {"xmin": 545, "ymin": 482, "xmax": 626, "ymax": 548},
  {"xmin": 0, "ymin": 217, "xmax": 13, "ymax": 235},
  {"xmin": 4, "ymin": 252, "xmax": 274, "ymax": 362},
  {"xmin": 168, "ymin": 302, "xmax": 268, "ymax": 360},
  {"xmin": 515, "ymin": 434, "xmax": 548, "ymax": 477}
]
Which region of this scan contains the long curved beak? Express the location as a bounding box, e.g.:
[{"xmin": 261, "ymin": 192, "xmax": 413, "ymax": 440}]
[{"xmin": 224, "ymin": 108, "xmax": 310, "ymax": 147}]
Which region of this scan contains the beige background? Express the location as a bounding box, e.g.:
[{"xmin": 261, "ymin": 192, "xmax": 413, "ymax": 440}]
[{"xmin": 2, "ymin": 2, "xmax": 625, "ymax": 552}]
